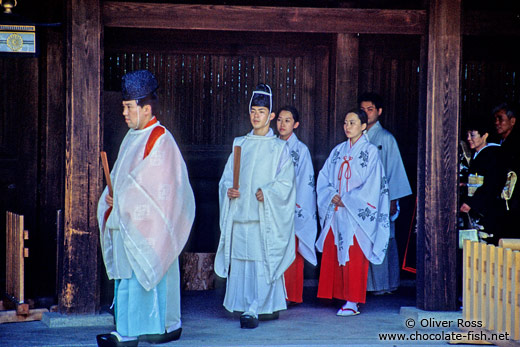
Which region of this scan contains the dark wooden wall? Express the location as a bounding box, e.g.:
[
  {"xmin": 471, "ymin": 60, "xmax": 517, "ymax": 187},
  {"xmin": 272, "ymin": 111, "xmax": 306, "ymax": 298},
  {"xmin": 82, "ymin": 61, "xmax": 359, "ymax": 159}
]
[
  {"xmin": 103, "ymin": 29, "xmax": 331, "ymax": 255},
  {"xmin": 359, "ymin": 34, "xmax": 421, "ymax": 275},
  {"xmin": 417, "ymin": 0, "xmax": 461, "ymax": 311},
  {"xmin": 3, "ymin": 0, "xmax": 520, "ymax": 312},
  {"xmin": 37, "ymin": 28, "xmax": 66, "ymax": 303},
  {"xmin": 99, "ymin": 29, "xmax": 424, "ymax": 293},
  {"xmin": 0, "ymin": 57, "xmax": 39, "ymax": 297},
  {"xmin": 0, "ymin": 27, "xmax": 64, "ymax": 301},
  {"xmin": 461, "ymin": 36, "xmax": 520, "ymax": 129}
]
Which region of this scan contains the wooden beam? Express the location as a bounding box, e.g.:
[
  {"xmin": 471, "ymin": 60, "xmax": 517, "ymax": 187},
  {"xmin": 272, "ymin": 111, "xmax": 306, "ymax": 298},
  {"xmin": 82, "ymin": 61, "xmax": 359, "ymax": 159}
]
[
  {"xmin": 60, "ymin": 0, "xmax": 102, "ymax": 314},
  {"xmin": 103, "ymin": 2, "xmax": 426, "ymax": 35},
  {"xmin": 417, "ymin": 0, "xmax": 461, "ymax": 311},
  {"xmin": 415, "ymin": 33, "xmax": 428, "ymax": 311},
  {"xmin": 38, "ymin": 27, "xmax": 65, "ymax": 299},
  {"xmin": 331, "ymin": 34, "xmax": 359, "ymax": 147}
]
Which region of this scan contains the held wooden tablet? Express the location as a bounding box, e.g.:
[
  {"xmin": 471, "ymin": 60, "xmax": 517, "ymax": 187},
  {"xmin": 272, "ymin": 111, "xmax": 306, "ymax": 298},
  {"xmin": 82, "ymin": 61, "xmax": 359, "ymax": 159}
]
[
  {"xmin": 233, "ymin": 146, "xmax": 241, "ymax": 190},
  {"xmin": 100, "ymin": 151, "xmax": 113, "ymax": 197}
]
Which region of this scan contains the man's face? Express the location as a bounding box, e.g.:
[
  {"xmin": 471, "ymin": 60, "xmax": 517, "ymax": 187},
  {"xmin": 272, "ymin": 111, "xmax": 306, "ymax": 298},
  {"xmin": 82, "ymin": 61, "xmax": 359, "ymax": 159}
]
[
  {"xmin": 494, "ymin": 109, "xmax": 516, "ymax": 139},
  {"xmin": 250, "ymin": 106, "xmax": 274, "ymax": 132},
  {"xmin": 122, "ymin": 100, "xmax": 143, "ymax": 129},
  {"xmin": 360, "ymin": 101, "xmax": 382, "ymax": 128}
]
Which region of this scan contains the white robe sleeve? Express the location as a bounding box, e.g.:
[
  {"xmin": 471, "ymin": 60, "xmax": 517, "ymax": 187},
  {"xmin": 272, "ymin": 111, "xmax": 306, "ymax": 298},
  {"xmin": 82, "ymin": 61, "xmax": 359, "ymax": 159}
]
[
  {"xmin": 294, "ymin": 144, "xmax": 318, "ymax": 265},
  {"xmin": 113, "ymin": 133, "xmax": 195, "ymax": 291},
  {"xmin": 258, "ymin": 146, "xmax": 296, "ymax": 283},
  {"xmin": 315, "ymin": 146, "xmax": 341, "ymax": 252},
  {"xmin": 376, "ymin": 129, "xmax": 412, "ymax": 201},
  {"xmin": 214, "ymin": 146, "xmax": 235, "ymax": 279}
]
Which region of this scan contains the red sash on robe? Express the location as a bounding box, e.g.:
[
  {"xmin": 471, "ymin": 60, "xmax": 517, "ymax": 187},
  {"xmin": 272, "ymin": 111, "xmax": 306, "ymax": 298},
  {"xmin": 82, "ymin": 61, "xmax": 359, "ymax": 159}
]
[{"xmin": 103, "ymin": 118, "xmax": 164, "ymax": 224}]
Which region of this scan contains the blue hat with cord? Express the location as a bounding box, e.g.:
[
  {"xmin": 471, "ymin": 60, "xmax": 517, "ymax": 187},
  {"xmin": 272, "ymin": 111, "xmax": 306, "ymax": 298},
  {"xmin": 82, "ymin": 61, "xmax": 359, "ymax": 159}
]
[{"xmin": 121, "ymin": 70, "xmax": 158, "ymax": 101}]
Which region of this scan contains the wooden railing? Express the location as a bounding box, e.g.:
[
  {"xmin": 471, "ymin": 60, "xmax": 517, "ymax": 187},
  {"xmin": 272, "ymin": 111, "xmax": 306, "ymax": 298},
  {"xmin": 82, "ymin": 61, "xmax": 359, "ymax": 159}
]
[
  {"xmin": 2, "ymin": 211, "xmax": 49, "ymax": 323},
  {"xmin": 463, "ymin": 239, "xmax": 520, "ymax": 343},
  {"xmin": 5, "ymin": 211, "xmax": 29, "ymax": 307}
]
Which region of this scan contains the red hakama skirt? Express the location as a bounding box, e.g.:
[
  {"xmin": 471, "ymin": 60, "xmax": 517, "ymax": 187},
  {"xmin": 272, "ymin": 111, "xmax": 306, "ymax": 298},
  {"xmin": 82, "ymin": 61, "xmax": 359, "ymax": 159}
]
[
  {"xmin": 317, "ymin": 228, "xmax": 369, "ymax": 303},
  {"xmin": 284, "ymin": 237, "xmax": 304, "ymax": 303}
]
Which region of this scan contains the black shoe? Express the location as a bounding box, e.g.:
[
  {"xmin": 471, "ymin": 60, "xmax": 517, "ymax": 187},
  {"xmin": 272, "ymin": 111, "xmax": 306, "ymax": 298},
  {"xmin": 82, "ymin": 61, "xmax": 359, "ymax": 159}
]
[
  {"xmin": 139, "ymin": 327, "xmax": 182, "ymax": 344},
  {"xmin": 240, "ymin": 314, "xmax": 259, "ymax": 329},
  {"xmin": 258, "ymin": 311, "xmax": 279, "ymax": 321},
  {"xmin": 96, "ymin": 333, "xmax": 138, "ymax": 347}
]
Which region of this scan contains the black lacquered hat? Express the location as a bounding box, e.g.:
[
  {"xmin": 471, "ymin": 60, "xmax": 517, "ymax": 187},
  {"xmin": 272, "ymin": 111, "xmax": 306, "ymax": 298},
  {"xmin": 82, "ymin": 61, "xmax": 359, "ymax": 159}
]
[
  {"xmin": 121, "ymin": 70, "xmax": 158, "ymax": 100},
  {"xmin": 249, "ymin": 83, "xmax": 272, "ymax": 113}
]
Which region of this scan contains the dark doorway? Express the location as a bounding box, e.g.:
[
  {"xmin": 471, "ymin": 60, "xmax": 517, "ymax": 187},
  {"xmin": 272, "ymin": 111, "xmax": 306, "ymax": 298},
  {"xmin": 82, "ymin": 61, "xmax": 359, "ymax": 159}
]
[{"xmin": 103, "ymin": 28, "xmax": 332, "ymax": 252}]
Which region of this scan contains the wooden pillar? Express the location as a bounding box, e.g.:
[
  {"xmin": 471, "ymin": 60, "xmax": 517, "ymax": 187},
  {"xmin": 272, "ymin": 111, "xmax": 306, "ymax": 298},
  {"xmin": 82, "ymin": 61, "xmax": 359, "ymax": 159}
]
[
  {"xmin": 417, "ymin": 0, "xmax": 461, "ymax": 311},
  {"xmin": 59, "ymin": 0, "xmax": 102, "ymax": 314},
  {"xmin": 331, "ymin": 34, "xmax": 359, "ymax": 147},
  {"xmin": 37, "ymin": 26, "xmax": 65, "ymax": 299}
]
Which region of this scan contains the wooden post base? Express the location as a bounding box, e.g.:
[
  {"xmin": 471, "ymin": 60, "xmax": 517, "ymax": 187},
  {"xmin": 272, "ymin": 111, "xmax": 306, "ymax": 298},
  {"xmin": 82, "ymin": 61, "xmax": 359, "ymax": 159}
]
[
  {"xmin": 0, "ymin": 300, "xmax": 49, "ymax": 324},
  {"xmin": 181, "ymin": 252, "xmax": 215, "ymax": 290}
]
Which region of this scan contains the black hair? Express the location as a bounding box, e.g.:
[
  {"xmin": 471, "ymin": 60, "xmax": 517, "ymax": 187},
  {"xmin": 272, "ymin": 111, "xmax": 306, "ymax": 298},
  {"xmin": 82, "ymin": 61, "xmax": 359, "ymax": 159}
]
[
  {"xmin": 346, "ymin": 108, "xmax": 368, "ymax": 125},
  {"xmin": 465, "ymin": 116, "xmax": 492, "ymax": 137},
  {"xmin": 136, "ymin": 92, "xmax": 159, "ymax": 111},
  {"xmin": 358, "ymin": 92, "xmax": 384, "ymax": 110},
  {"xmin": 277, "ymin": 105, "xmax": 300, "ymax": 123},
  {"xmin": 492, "ymin": 102, "xmax": 517, "ymax": 120}
]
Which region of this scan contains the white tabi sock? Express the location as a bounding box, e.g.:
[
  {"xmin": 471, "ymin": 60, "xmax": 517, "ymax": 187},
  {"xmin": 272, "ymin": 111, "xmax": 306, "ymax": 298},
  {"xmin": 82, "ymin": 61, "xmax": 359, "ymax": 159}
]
[
  {"xmin": 110, "ymin": 331, "xmax": 138, "ymax": 342},
  {"xmin": 342, "ymin": 301, "xmax": 358, "ymax": 311}
]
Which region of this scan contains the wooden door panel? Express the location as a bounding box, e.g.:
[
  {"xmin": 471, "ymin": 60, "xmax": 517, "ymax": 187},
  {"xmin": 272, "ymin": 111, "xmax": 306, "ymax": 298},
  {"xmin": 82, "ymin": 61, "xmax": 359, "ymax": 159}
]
[
  {"xmin": 0, "ymin": 57, "xmax": 39, "ymax": 297},
  {"xmin": 103, "ymin": 30, "xmax": 331, "ymax": 253}
]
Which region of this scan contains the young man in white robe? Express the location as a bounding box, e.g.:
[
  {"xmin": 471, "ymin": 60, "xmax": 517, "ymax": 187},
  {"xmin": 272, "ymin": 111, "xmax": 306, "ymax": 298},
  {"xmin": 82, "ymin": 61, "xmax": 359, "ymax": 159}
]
[
  {"xmin": 316, "ymin": 109, "xmax": 390, "ymax": 316},
  {"xmin": 215, "ymin": 84, "xmax": 296, "ymax": 329},
  {"xmin": 96, "ymin": 70, "xmax": 196, "ymax": 347},
  {"xmin": 276, "ymin": 106, "xmax": 318, "ymax": 304},
  {"xmin": 359, "ymin": 92, "xmax": 412, "ymax": 295}
]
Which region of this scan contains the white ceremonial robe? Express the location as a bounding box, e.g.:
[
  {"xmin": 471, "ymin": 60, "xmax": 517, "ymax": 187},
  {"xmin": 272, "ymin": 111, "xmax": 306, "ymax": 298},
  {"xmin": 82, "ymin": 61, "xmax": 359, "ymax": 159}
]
[
  {"xmin": 286, "ymin": 133, "xmax": 318, "ymax": 266},
  {"xmin": 366, "ymin": 121, "xmax": 411, "ymax": 201},
  {"xmin": 215, "ymin": 128, "xmax": 296, "ymax": 315},
  {"xmin": 315, "ymin": 135, "xmax": 390, "ymax": 266},
  {"xmin": 365, "ymin": 121, "xmax": 412, "ymax": 292},
  {"xmin": 97, "ymin": 119, "xmax": 195, "ymax": 336}
]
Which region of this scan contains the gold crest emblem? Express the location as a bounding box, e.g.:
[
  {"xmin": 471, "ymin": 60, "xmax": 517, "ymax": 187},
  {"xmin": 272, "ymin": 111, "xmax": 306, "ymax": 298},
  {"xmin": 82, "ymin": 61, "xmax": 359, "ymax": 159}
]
[{"xmin": 6, "ymin": 33, "xmax": 23, "ymax": 51}]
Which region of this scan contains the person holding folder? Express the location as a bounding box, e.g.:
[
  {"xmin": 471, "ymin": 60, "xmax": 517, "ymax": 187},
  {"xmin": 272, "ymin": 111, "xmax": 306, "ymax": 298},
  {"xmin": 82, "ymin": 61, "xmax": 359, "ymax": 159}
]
[
  {"xmin": 214, "ymin": 83, "xmax": 296, "ymax": 329},
  {"xmin": 97, "ymin": 70, "xmax": 195, "ymax": 346}
]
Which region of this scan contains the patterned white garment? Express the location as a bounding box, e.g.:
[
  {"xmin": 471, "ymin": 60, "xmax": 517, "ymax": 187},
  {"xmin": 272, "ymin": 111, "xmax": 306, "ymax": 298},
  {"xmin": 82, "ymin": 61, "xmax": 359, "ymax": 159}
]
[
  {"xmin": 365, "ymin": 121, "xmax": 412, "ymax": 292},
  {"xmin": 97, "ymin": 120, "xmax": 195, "ymax": 291},
  {"xmin": 315, "ymin": 134, "xmax": 390, "ymax": 265},
  {"xmin": 285, "ymin": 133, "xmax": 318, "ymax": 266}
]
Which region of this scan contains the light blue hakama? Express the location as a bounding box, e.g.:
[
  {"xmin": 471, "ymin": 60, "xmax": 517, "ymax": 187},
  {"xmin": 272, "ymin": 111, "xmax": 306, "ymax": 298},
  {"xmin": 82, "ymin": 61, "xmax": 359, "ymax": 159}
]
[
  {"xmin": 366, "ymin": 222, "xmax": 400, "ymax": 292},
  {"xmin": 114, "ymin": 259, "xmax": 181, "ymax": 337},
  {"xmin": 365, "ymin": 122, "xmax": 412, "ymax": 292}
]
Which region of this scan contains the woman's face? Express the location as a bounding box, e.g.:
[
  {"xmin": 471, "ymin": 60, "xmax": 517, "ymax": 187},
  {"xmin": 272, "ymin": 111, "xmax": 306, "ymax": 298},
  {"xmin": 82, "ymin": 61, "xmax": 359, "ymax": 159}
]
[
  {"xmin": 276, "ymin": 110, "xmax": 299, "ymax": 140},
  {"xmin": 344, "ymin": 112, "xmax": 366, "ymax": 143},
  {"xmin": 466, "ymin": 130, "xmax": 488, "ymax": 151}
]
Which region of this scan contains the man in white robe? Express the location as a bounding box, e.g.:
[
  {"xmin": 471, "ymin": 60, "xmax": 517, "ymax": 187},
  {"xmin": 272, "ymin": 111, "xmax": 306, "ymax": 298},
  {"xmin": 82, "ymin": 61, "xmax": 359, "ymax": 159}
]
[
  {"xmin": 277, "ymin": 106, "xmax": 317, "ymax": 303},
  {"xmin": 359, "ymin": 92, "xmax": 412, "ymax": 295},
  {"xmin": 97, "ymin": 70, "xmax": 195, "ymax": 347},
  {"xmin": 214, "ymin": 84, "xmax": 296, "ymax": 329}
]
